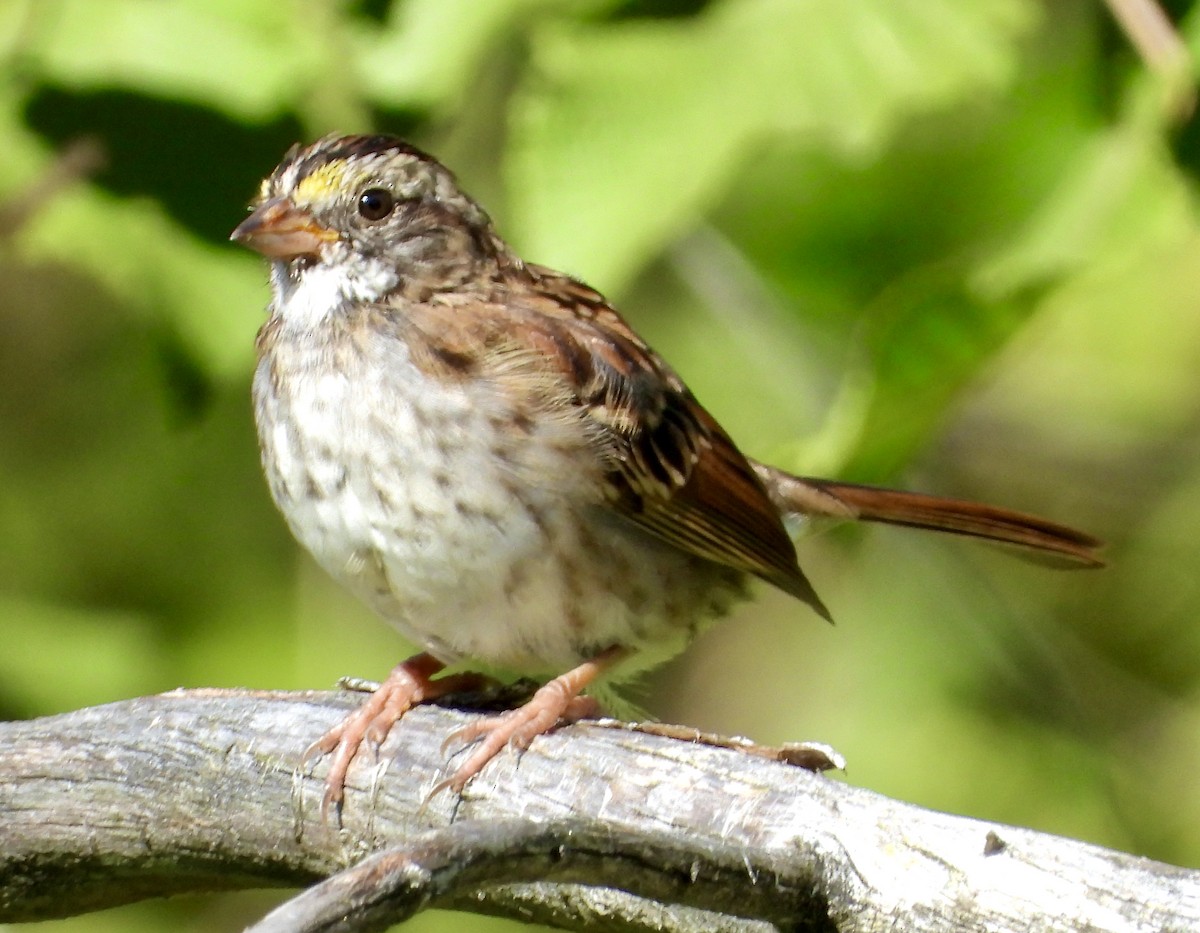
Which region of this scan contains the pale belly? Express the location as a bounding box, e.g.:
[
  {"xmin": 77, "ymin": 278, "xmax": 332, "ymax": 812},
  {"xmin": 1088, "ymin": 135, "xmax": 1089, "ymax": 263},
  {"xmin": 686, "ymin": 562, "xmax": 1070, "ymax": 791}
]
[{"xmin": 253, "ymin": 327, "xmax": 747, "ymax": 675}]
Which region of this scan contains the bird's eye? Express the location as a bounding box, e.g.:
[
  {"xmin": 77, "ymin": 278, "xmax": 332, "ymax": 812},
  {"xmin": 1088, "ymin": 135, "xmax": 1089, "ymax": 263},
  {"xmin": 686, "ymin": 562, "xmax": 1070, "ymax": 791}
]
[{"xmin": 357, "ymin": 188, "xmax": 395, "ymax": 221}]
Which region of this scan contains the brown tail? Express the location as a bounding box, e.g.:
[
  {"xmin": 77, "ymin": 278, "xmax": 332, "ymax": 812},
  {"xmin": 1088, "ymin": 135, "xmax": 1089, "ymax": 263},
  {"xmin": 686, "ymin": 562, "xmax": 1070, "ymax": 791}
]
[{"xmin": 755, "ymin": 465, "xmax": 1104, "ymax": 568}]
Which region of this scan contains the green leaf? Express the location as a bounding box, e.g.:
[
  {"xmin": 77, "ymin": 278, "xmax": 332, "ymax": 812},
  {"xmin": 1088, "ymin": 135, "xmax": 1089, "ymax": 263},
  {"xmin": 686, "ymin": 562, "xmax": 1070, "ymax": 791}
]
[
  {"xmin": 360, "ymin": 0, "xmax": 614, "ymax": 111},
  {"xmin": 18, "ymin": 181, "xmax": 263, "ymax": 380},
  {"xmin": 846, "ymin": 265, "xmax": 1026, "ymax": 480},
  {"xmin": 19, "ymin": 0, "xmax": 311, "ymax": 119},
  {"xmin": 507, "ymin": 0, "xmax": 1037, "ymax": 290},
  {"xmin": 979, "ymin": 128, "xmax": 1196, "ymax": 297}
]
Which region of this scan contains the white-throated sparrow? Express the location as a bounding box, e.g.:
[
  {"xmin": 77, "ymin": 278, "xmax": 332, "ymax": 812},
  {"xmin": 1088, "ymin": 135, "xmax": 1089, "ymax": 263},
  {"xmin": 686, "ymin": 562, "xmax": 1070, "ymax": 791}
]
[{"xmin": 232, "ymin": 134, "xmax": 1102, "ymax": 811}]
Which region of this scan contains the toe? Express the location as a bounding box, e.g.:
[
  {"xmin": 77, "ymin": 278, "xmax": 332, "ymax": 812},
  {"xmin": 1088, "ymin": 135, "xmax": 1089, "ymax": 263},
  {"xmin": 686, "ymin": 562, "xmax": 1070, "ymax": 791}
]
[{"xmin": 304, "ymin": 653, "xmax": 447, "ymax": 818}]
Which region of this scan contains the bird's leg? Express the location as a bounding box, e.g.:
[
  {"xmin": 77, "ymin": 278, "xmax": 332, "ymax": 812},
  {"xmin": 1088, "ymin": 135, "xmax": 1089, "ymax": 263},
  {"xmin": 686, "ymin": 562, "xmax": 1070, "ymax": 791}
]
[
  {"xmin": 305, "ymin": 652, "xmax": 493, "ymax": 819},
  {"xmin": 435, "ymin": 645, "xmax": 629, "ymax": 794}
]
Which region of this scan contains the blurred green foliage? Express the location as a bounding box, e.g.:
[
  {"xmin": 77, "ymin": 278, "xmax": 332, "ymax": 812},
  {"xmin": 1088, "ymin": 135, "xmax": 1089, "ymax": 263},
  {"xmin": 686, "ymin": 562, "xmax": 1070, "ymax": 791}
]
[{"xmin": 2, "ymin": 0, "xmax": 1200, "ymax": 930}]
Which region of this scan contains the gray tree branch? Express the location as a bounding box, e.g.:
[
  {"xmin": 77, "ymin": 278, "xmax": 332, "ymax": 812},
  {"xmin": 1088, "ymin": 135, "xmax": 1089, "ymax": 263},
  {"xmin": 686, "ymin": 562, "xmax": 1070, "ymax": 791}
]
[{"xmin": 0, "ymin": 689, "xmax": 1197, "ymax": 931}]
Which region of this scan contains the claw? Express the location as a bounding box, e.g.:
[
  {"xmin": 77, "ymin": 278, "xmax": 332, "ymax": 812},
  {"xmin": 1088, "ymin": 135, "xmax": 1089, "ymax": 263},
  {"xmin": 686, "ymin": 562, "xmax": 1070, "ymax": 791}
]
[
  {"xmin": 304, "ymin": 647, "xmax": 627, "ymax": 818},
  {"xmin": 303, "ymin": 652, "xmax": 447, "ymax": 823},
  {"xmin": 428, "ymin": 655, "xmax": 619, "ymax": 797}
]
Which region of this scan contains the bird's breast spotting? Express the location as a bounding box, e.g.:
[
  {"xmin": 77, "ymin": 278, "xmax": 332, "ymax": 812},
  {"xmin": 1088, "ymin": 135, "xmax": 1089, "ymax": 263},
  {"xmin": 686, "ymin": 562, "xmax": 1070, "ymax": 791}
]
[{"xmin": 253, "ymin": 315, "xmax": 744, "ymax": 672}]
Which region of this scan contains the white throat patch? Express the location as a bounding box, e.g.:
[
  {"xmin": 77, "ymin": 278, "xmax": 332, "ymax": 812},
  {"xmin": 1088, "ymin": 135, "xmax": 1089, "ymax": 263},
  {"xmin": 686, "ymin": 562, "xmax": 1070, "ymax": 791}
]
[{"xmin": 271, "ymin": 258, "xmax": 399, "ymax": 329}]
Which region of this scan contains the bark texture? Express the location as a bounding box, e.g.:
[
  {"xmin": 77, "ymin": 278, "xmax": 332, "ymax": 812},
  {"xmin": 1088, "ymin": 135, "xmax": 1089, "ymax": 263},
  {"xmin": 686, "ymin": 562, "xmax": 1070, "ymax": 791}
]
[{"xmin": 1, "ymin": 689, "xmax": 1196, "ymax": 931}]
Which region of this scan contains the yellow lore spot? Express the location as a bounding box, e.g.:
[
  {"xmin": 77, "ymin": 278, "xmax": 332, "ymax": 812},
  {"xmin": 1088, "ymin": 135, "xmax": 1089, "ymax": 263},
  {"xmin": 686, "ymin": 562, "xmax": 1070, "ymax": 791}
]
[{"xmin": 295, "ymin": 160, "xmax": 358, "ymax": 206}]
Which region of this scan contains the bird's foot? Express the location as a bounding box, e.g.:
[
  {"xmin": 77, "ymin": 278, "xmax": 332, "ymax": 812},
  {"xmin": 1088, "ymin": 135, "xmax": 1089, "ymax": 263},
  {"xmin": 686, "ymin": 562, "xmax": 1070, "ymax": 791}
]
[
  {"xmin": 305, "ymin": 652, "xmax": 490, "ymax": 821},
  {"xmin": 432, "ymin": 646, "xmax": 627, "ymax": 795}
]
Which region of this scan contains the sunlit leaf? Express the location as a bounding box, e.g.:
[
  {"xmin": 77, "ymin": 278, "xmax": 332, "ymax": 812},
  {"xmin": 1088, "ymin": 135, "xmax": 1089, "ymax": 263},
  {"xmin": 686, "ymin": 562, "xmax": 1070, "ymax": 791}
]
[
  {"xmin": 20, "ymin": 0, "xmax": 310, "ymax": 119},
  {"xmin": 359, "ymin": 0, "xmax": 615, "ymax": 110},
  {"xmin": 17, "ymin": 184, "xmax": 263, "ymax": 379},
  {"xmin": 507, "ymin": 0, "xmax": 1037, "ymax": 290}
]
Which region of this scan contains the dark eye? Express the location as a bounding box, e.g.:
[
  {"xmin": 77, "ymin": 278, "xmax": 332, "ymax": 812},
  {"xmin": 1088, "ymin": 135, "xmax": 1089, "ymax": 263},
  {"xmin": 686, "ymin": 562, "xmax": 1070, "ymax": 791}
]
[{"xmin": 357, "ymin": 188, "xmax": 395, "ymax": 221}]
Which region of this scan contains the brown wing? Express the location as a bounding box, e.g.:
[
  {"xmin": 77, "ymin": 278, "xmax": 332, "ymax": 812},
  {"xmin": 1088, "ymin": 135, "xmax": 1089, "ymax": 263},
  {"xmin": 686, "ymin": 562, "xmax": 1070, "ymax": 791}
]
[{"xmin": 518, "ymin": 266, "xmax": 830, "ymax": 619}]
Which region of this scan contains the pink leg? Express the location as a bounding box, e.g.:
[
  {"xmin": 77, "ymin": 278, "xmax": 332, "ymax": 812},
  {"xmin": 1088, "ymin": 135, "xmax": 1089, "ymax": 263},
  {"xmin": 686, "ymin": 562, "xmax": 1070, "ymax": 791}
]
[
  {"xmin": 306, "ymin": 652, "xmax": 489, "ymax": 818},
  {"xmin": 435, "ymin": 645, "xmax": 628, "ymax": 794}
]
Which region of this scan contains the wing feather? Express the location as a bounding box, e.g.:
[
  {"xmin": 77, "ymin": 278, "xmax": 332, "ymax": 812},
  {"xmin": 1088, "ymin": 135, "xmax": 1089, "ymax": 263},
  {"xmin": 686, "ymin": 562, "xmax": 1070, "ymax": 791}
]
[{"xmin": 517, "ymin": 266, "xmax": 830, "ymax": 618}]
